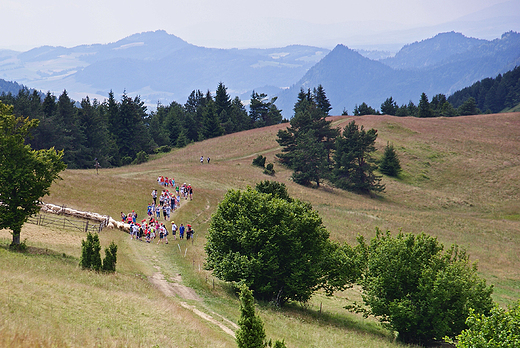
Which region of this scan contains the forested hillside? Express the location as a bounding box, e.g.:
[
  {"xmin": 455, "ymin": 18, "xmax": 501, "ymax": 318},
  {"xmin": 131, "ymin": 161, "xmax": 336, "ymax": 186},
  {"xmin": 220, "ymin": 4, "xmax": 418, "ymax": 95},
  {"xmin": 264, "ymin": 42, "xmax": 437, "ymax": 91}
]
[
  {"xmin": 448, "ymin": 65, "xmax": 520, "ymax": 113},
  {"xmin": 0, "ymin": 83, "xmax": 282, "ymax": 169}
]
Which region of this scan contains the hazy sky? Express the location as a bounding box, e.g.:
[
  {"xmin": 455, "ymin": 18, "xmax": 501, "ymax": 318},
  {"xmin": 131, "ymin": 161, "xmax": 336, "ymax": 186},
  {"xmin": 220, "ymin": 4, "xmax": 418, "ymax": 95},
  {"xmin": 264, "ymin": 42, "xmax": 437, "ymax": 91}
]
[{"xmin": 1, "ymin": 0, "xmax": 514, "ymax": 51}]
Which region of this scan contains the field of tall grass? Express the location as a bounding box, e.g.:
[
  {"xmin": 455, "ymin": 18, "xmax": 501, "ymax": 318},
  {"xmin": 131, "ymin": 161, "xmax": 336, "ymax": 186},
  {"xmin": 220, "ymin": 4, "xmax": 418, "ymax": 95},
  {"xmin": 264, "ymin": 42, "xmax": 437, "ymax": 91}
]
[{"xmin": 1, "ymin": 113, "xmax": 519, "ymax": 347}]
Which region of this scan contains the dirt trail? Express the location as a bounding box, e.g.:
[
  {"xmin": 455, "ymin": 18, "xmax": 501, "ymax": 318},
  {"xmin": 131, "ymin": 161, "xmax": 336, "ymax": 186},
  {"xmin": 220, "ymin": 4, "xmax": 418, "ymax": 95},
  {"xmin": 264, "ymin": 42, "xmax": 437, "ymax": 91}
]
[{"xmin": 148, "ymin": 268, "xmax": 237, "ymax": 338}]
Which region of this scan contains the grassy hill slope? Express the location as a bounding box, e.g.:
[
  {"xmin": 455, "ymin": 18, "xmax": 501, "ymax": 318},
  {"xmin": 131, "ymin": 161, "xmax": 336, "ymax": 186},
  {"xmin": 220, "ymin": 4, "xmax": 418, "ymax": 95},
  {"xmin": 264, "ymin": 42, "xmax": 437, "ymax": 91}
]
[{"xmin": 1, "ymin": 113, "xmax": 519, "ymax": 347}]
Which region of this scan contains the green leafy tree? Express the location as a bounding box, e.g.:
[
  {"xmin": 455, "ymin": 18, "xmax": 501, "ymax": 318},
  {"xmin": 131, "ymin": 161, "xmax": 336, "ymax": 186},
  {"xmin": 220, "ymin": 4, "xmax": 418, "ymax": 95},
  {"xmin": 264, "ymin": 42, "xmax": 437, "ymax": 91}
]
[
  {"xmin": 456, "ymin": 302, "xmax": 520, "ymax": 348},
  {"xmin": 380, "ymin": 97, "xmax": 398, "ymax": 115},
  {"xmin": 205, "ymin": 188, "xmax": 356, "ymax": 306},
  {"xmin": 379, "ymin": 142, "xmax": 401, "ymax": 177},
  {"xmin": 0, "ymin": 101, "xmax": 66, "ymax": 246},
  {"xmin": 255, "ymin": 180, "xmax": 291, "ymax": 202},
  {"xmin": 332, "ymin": 121, "xmax": 384, "ymax": 194},
  {"xmin": 355, "ymin": 229, "xmax": 494, "ymax": 346}
]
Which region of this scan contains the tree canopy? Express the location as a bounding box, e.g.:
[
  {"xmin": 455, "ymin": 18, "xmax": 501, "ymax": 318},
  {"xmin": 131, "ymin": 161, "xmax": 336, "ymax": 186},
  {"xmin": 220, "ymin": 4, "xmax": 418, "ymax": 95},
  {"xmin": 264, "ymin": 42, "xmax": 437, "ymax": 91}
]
[
  {"xmin": 205, "ymin": 186, "xmax": 358, "ymax": 306},
  {"xmin": 355, "ymin": 229, "xmax": 494, "ymax": 345},
  {"xmin": 0, "ymin": 101, "xmax": 66, "ymax": 246}
]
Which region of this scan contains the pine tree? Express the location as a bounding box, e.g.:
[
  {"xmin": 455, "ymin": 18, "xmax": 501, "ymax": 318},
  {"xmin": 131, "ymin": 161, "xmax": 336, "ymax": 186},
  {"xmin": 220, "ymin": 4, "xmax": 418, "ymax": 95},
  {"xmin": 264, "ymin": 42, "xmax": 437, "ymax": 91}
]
[
  {"xmin": 379, "ymin": 142, "xmax": 401, "ymax": 177},
  {"xmin": 332, "ymin": 121, "xmax": 384, "ymax": 194},
  {"xmin": 276, "ymin": 89, "xmax": 338, "ymax": 187},
  {"xmin": 380, "ymin": 97, "xmax": 398, "ymax": 115},
  {"xmin": 313, "ymin": 85, "xmax": 332, "ymax": 115}
]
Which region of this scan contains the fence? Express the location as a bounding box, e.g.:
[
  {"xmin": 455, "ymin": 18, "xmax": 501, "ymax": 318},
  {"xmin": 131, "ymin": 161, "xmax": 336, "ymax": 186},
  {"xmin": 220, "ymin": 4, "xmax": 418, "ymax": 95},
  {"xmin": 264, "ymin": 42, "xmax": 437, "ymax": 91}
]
[{"xmin": 27, "ymin": 212, "xmax": 105, "ymax": 233}]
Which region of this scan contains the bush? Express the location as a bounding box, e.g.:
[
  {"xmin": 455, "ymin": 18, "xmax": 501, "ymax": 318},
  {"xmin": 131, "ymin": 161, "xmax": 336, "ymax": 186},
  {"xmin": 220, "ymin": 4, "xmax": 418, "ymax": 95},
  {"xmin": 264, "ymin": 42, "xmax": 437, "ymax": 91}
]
[
  {"xmin": 81, "ymin": 233, "xmax": 117, "ymax": 272},
  {"xmin": 154, "ymin": 145, "xmax": 171, "ymax": 154},
  {"xmin": 456, "ymin": 302, "xmax": 520, "ymax": 348},
  {"xmin": 252, "ymin": 155, "xmax": 266, "ymax": 168},
  {"xmin": 236, "ymin": 285, "xmax": 266, "ymax": 348},
  {"xmin": 263, "ymin": 163, "xmax": 275, "ymax": 176},
  {"xmin": 132, "ymin": 150, "xmax": 149, "ymax": 164},
  {"xmin": 354, "ymin": 229, "xmax": 494, "ymax": 345}
]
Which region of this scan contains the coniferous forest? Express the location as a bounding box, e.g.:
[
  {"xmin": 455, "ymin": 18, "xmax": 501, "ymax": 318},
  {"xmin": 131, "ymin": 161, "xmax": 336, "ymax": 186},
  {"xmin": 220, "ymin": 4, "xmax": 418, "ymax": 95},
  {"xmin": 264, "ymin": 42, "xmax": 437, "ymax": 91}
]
[{"xmin": 0, "ymin": 83, "xmax": 282, "ymax": 169}]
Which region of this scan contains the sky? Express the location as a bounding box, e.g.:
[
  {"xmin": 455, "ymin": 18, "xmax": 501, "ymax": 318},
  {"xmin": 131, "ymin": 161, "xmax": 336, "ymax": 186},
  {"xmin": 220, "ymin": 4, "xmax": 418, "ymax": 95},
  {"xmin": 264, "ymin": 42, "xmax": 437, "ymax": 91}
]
[{"xmin": 1, "ymin": 0, "xmax": 517, "ymax": 52}]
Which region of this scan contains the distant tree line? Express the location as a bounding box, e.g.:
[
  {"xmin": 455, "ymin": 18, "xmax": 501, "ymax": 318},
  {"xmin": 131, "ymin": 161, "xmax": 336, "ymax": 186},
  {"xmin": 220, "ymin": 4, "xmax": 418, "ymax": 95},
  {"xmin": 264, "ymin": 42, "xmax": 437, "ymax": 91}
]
[
  {"xmin": 0, "ymin": 82, "xmax": 282, "ymax": 169},
  {"xmin": 448, "ymin": 65, "xmax": 520, "ymax": 113},
  {"xmin": 350, "ymin": 65, "xmax": 520, "ymax": 117}
]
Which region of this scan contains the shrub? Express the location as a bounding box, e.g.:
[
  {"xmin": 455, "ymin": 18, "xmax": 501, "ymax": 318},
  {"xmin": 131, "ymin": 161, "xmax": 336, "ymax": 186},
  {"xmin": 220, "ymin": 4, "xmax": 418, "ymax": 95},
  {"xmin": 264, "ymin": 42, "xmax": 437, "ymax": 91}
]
[
  {"xmin": 236, "ymin": 285, "xmax": 266, "ymax": 348},
  {"xmin": 154, "ymin": 145, "xmax": 171, "ymax": 154},
  {"xmin": 133, "ymin": 150, "xmax": 149, "ymax": 164},
  {"xmin": 102, "ymin": 241, "xmax": 118, "ymax": 272},
  {"xmin": 354, "ymin": 229, "xmax": 494, "ymax": 345},
  {"xmin": 456, "ymin": 302, "xmax": 520, "ymax": 348},
  {"xmin": 252, "ymin": 155, "xmax": 266, "ymax": 168},
  {"xmin": 263, "ymin": 163, "xmax": 275, "ymax": 176}
]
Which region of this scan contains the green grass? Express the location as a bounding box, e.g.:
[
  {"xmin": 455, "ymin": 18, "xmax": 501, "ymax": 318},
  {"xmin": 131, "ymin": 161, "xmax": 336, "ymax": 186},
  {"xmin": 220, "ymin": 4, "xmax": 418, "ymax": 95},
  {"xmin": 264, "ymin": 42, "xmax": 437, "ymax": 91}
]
[{"xmin": 1, "ymin": 113, "xmax": 519, "ymax": 347}]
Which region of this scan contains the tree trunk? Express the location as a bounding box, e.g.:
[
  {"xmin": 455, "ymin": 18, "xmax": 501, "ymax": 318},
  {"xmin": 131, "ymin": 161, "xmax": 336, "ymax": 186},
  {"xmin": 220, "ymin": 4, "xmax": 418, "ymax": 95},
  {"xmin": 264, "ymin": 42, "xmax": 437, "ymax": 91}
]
[{"xmin": 11, "ymin": 226, "xmax": 21, "ymax": 246}]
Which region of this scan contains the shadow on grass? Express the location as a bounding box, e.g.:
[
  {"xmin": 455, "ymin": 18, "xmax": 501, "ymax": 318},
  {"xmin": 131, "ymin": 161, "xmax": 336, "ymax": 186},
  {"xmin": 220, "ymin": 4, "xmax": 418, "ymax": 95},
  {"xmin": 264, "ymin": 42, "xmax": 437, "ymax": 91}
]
[
  {"xmin": 264, "ymin": 300, "xmax": 393, "ymax": 341},
  {"xmin": 0, "ymin": 241, "xmax": 77, "ymax": 264}
]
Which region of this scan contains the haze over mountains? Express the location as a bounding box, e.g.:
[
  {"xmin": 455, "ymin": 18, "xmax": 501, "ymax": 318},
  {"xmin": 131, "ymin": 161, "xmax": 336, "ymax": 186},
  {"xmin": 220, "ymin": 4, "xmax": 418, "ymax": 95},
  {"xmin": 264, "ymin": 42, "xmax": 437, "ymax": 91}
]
[{"xmin": 1, "ymin": 28, "xmax": 519, "ymax": 117}]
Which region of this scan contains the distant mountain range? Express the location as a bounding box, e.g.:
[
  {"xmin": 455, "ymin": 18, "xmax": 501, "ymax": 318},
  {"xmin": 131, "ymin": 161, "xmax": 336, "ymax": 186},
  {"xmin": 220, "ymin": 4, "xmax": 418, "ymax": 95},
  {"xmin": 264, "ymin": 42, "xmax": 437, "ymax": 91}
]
[
  {"xmin": 1, "ymin": 29, "xmax": 519, "ymax": 117},
  {"xmin": 276, "ymin": 31, "xmax": 520, "ymax": 116}
]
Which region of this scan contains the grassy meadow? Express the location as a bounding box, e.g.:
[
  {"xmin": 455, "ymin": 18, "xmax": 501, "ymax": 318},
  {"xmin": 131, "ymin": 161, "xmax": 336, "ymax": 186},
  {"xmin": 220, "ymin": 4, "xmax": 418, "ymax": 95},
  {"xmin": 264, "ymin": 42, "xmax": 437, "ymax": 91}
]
[{"xmin": 1, "ymin": 113, "xmax": 519, "ymax": 347}]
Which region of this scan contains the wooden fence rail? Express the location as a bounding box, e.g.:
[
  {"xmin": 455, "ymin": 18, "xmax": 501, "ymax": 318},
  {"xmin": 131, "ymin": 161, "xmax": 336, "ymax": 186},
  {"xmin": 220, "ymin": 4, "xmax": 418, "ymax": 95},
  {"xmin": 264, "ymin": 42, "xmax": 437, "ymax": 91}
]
[{"xmin": 27, "ymin": 212, "xmax": 105, "ymax": 233}]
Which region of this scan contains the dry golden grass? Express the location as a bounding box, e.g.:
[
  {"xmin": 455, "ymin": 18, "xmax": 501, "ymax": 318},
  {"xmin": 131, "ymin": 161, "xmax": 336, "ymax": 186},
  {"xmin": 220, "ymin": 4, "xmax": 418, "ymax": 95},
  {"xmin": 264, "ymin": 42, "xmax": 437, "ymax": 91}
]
[{"xmin": 2, "ymin": 113, "xmax": 519, "ymax": 347}]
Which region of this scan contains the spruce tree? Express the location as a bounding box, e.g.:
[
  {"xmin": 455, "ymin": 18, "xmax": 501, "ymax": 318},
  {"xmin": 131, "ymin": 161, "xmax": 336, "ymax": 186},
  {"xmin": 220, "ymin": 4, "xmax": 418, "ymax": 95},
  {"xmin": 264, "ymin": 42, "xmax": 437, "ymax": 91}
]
[
  {"xmin": 379, "ymin": 142, "xmax": 401, "ymax": 177},
  {"xmin": 418, "ymin": 92, "xmax": 433, "ymax": 118},
  {"xmin": 236, "ymin": 285, "xmax": 266, "ymax": 348}
]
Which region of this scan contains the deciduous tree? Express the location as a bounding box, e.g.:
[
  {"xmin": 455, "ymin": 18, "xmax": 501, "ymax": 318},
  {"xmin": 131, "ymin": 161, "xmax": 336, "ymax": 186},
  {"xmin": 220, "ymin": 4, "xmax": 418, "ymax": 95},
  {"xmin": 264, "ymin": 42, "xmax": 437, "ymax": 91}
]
[
  {"xmin": 355, "ymin": 229, "xmax": 494, "ymax": 345},
  {"xmin": 205, "ymin": 188, "xmax": 357, "ymax": 306},
  {"xmin": 0, "ymin": 101, "xmax": 66, "ymax": 246}
]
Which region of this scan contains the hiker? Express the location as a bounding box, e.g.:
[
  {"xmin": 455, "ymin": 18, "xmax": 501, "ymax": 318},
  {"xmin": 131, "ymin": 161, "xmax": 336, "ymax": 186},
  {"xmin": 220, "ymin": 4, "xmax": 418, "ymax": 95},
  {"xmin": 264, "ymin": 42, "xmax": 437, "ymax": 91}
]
[
  {"xmin": 151, "ymin": 189, "xmax": 157, "ymax": 205},
  {"xmin": 186, "ymin": 224, "xmax": 194, "ymax": 240},
  {"xmin": 200, "ymin": 155, "xmax": 204, "ymax": 164},
  {"xmin": 171, "ymin": 221, "xmax": 177, "ymax": 240},
  {"xmin": 179, "ymin": 223, "xmax": 185, "ymax": 239},
  {"xmin": 207, "ymin": 157, "xmax": 210, "ymax": 164}
]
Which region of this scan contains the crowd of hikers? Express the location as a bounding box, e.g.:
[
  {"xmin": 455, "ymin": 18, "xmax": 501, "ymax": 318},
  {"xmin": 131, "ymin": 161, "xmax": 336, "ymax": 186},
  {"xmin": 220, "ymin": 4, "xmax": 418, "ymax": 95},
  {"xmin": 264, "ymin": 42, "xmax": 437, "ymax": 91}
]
[{"xmin": 120, "ymin": 176, "xmax": 195, "ymax": 244}]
